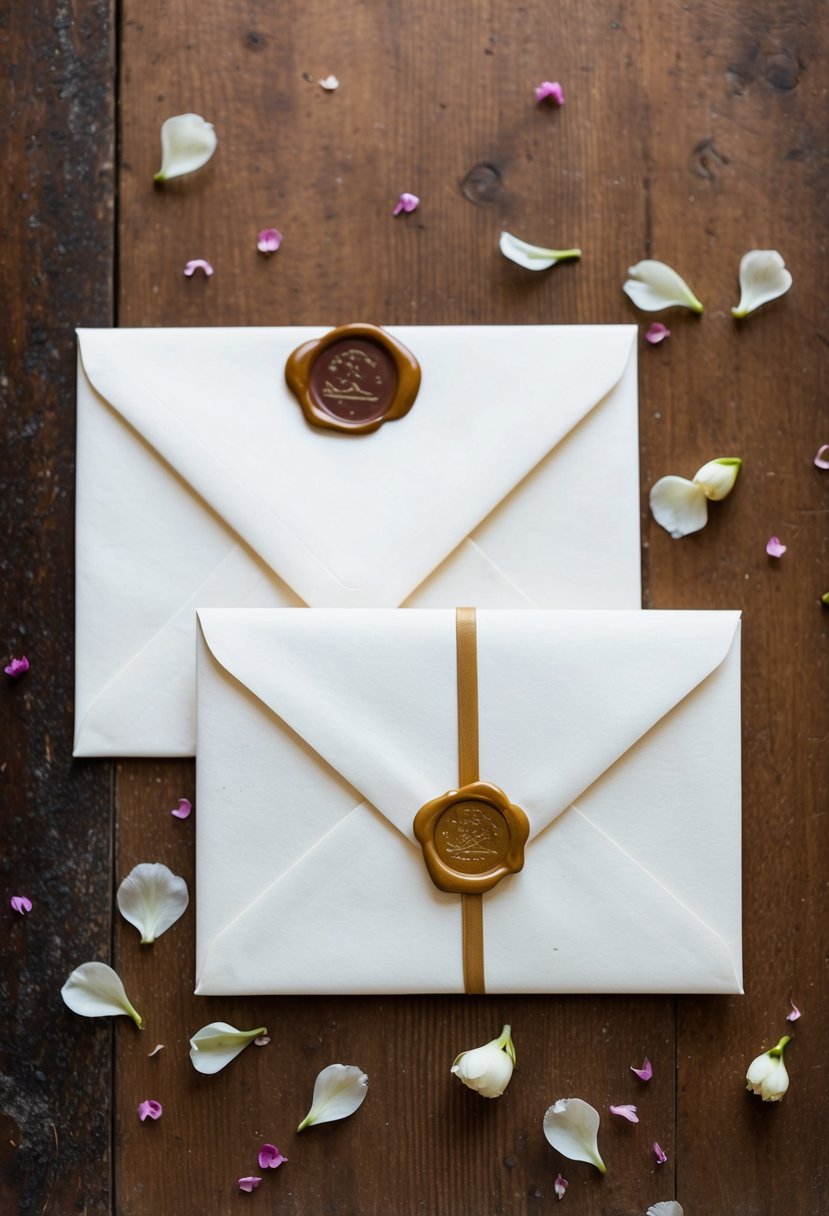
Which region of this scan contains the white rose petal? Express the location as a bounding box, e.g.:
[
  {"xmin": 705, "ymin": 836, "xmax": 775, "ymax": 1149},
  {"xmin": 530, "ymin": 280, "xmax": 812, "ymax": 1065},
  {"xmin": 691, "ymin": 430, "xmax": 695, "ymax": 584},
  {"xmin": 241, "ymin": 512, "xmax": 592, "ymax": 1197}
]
[
  {"xmin": 117, "ymin": 862, "xmax": 189, "ymax": 944},
  {"xmin": 189, "ymin": 1022, "xmax": 267, "ymax": 1075},
  {"xmin": 319, "ymin": 74, "xmax": 340, "ymax": 91},
  {"xmin": 154, "ymin": 114, "xmax": 217, "ymax": 182},
  {"xmin": 692, "ymin": 457, "xmax": 742, "ymax": 501},
  {"xmin": 732, "ymin": 250, "xmax": 792, "ymax": 318},
  {"xmin": 647, "ymin": 1204, "xmax": 684, "ymax": 1216},
  {"xmin": 451, "ymin": 1024, "xmax": 516, "ymax": 1099},
  {"xmin": 500, "ymin": 231, "xmax": 581, "ymax": 271},
  {"xmin": 649, "ymin": 475, "xmax": 709, "ymax": 539},
  {"xmin": 623, "ymin": 259, "xmax": 703, "ymax": 313},
  {"xmin": 61, "ymin": 961, "xmax": 143, "ymax": 1028},
  {"xmin": 297, "ymin": 1063, "xmax": 368, "ymax": 1131},
  {"xmin": 543, "ymin": 1098, "xmax": 606, "ymax": 1173}
]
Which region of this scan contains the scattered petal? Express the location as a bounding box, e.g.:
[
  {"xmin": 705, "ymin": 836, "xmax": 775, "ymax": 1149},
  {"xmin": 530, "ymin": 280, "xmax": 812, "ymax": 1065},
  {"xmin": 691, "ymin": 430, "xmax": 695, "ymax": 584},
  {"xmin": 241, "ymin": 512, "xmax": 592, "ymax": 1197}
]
[
  {"xmin": 554, "ymin": 1173, "xmax": 568, "ymax": 1200},
  {"xmin": 451, "ymin": 1024, "xmax": 516, "ymax": 1099},
  {"xmin": 318, "ymin": 74, "xmax": 339, "ymax": 91},
  {"xmin": 392, "ymin": 192, "xmax": 420, "ymax": 216},
  {"xmin": 543, "ymin": 1098, "xmax": 606, "ymax": 1174},
  {"xmin": 254, "ymin": 1035, "xmax": 271, "ymax": 1047},
  {"xmin": 154, "ymin": 114, "xmax": 217, "ymax": 182},
  {"xmin": 258, "ymin": 1143, "xmax": 287, "ymax": 1170},
  {"xmin": 746, "ymin": 1035, "xmax": 791, "ymax": 1101},
  {"xmin": 170, "ymin": 797, "xmax": 192, "ymax": 820},
  {"xmin": 238, "ymin": 1177, "xmax": 262, "ymax": 1193},
  {"xmin": 535, "ymin": 80, "xmax": 565, "ymax": 105},
  {"xmin": 297, "ymin": 1063, "xmax": 368, "ymax": 1131},
  {"xmin": 609, "ymin": 1103, "xmax": 639, "ymax": 1123},
  {"xmin": 631, "ymin": 1058, "xmax": 653, "ymax": 1081},
  {"xmin": 649, "ymin": 475, "xmax": 708, "ymax": 539},
  {"xmin": 786, "ymin": 1000, "xmax": 801, "ymax": 1023},
  {"xmin": 813, "ymin": 444, "xmax": 829, "ymax": 469},
  {"xmin": 647, "ymin": 1204, "xmax": 684, "ymax": 1216},
  {"xmin": 189, "ymin": 1023, "xmax": 266, "ymax": 1075},
  {"xmin": 766, "ymin": 536, "xmax": 787, "ymax": 558},
  {"xmin": 645, "ymin": 322, "xmax": 671, "ymax": 345},
  {"xmin": 652, "ymin": 1142, "xmax": 668, "ymax": 1164},
  {"xmin": 61, "ymin": 961, "xmax": 143, "ymax": 1028},
  {"xmin": 693, "ymin": 457, "xmax": 742, "ymax": 501},
  {"xmin": 183, "ymin": 259, "xmax": 214, "ymax": 277},
  {"xmin": 257, "ymin": 228, "xmax": 283, "ymax": 255},
  {"xmin": 732, "ymin": 250, "xmax": 792, "ymax": 319},
  {"xmin": 4, "ymin": 656, "xmax": 29, "ymax": 678},
  {"xmin": 499, "ymin": 231, "xmax": 582, "ymax": 271},
  {"xmin": 117, "ymin": 862, "xmax": 189, "ymax": 944},
  {"xmin": 148, "ymin": 1043, "xmax": 165, "ymax": 1057},
  {"xmin": 10, "ymin": 895, "xmax": 32, "ymax": 915},
  {"xmin": 624, "ymin": 259, "xmax": 703, "ymax": 314},
  {"xmin": 138, "ymin": 1099, "xmax": 163, "ymax": 1121}
]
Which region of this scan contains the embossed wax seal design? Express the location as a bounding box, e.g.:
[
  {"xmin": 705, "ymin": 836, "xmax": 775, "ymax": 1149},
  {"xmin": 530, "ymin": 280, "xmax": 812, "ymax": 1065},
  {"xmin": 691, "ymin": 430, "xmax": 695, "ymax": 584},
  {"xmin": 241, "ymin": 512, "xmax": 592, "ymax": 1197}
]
[
  {"xmin": 285, "ymin": 323, "xmax": 421, "ymax": 434},
  {"xmin": 413, "ymin": 782, "xmax": 529, "ymax": 895}
]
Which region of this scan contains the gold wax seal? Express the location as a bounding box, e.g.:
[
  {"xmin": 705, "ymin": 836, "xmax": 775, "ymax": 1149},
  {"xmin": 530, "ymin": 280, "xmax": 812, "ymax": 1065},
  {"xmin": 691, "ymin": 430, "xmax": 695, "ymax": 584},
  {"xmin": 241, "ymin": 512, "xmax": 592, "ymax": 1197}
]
[
  {"xmin": 285, "ymin": 323, "xmax": 421, "ymax": 435},
  {"xmin": 413, "ymin": 781, "xmax": 529, "ymax": 895}
]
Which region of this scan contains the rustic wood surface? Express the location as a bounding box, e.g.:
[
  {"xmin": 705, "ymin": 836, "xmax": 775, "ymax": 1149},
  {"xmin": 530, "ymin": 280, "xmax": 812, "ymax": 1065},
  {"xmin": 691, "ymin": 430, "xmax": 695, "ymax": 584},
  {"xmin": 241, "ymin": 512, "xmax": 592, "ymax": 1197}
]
[{"xmin": 2, "ymin": 0, "xmax": 827, "ymax": 1212}]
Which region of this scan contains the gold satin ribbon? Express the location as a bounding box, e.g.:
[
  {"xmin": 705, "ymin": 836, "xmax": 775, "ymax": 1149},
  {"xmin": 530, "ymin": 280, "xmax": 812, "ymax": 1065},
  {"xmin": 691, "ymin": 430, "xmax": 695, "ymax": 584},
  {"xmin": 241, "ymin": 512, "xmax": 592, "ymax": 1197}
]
[{"xmin": 456, "ymin": 607, "xmax": 485, "ymax": 994}]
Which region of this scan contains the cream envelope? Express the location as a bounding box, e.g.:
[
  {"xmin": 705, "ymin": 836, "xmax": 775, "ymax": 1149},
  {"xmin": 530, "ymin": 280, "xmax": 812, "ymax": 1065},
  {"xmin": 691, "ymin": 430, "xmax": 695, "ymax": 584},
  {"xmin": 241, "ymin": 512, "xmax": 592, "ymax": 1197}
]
[
  {"xmin": 74, "ymin": 325, "xmax": 640, "ymax": 757},
  {"xmin": 194, "ymin": 608, "xmax": 743, "ymax": 995}
]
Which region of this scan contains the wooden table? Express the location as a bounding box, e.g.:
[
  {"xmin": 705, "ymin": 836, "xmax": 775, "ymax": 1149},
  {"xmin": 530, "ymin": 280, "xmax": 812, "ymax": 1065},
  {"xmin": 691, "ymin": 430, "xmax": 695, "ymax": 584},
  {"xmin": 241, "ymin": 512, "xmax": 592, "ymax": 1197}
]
[{"xmin": 2, "ymin": 1, "xmax": 827, "ymax": 1211}]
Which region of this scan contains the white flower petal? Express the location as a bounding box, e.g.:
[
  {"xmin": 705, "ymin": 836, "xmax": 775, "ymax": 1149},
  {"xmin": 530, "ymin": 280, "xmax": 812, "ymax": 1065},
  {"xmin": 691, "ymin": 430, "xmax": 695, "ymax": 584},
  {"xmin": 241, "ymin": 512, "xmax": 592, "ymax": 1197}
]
[
  {"xmin": 297, "ymin": 1063, "xmax": 368, "ymax": 1131},
  {"xmin": 543, "ymin": 1098, "xmax": 606, "ymax": 1173},
  {"xmin": 499, "ymin": 231, "xmax": 581, "ymax": 271},
  {"xmin": 692, "ymin": 457, "xmax": 742, "ymax": 501},
  {"xmin": 647, "ymin": 1204, "xmax": 684, "ymax": 1216},
  {"xmin": 624, "ymin": 259, "xmax": 703, "ymax": 313},
  {"xmin": 61, "ymin": 961, "xmax": 143, "ymax": 1028},
  {"xmin": 117, "ymin": 862, "xmax": 189, "ymax": 944},
  {"xmin": 154, "ymin": 114, "xmax": 217, "ymax": 182},
  {"xmin": 649, "ymin": 475, "xmax": 708, "ymax": 538},
  {"xmin": 732, "ymin": 249, "xmax": 792, "ymax": 318},
  {"xmin": 189, "ymin": 1022, "xmax": 267, "ymax": 1075}
]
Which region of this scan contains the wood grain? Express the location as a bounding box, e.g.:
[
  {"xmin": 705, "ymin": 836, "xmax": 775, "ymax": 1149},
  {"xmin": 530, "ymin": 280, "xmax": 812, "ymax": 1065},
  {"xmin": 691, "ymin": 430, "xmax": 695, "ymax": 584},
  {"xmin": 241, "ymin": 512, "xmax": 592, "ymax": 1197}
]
[{"xmin": 0, "ymin": 1, "xmax": 115, "ymax": 1211}]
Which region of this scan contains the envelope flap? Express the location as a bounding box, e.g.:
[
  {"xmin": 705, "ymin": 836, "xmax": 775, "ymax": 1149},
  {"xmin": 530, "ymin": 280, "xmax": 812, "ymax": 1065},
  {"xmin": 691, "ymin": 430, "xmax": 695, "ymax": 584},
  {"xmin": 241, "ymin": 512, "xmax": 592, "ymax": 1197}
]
[
  {"xmin": 78, "ymin": 326, "xmax": 636, "ymax": 608},
  {"xmin": 197, "ymin": 608, "xmax": 741, "ymax": 841}
]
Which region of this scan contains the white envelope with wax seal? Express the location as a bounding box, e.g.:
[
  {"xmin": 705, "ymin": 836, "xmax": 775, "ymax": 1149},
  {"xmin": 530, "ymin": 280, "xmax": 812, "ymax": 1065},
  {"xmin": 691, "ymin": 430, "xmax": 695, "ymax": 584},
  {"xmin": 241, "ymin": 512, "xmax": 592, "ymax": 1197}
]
[
  {"xmin": 74, "ymin": 324, "xmax": 640, "ymax": 757},
  {"xmin": 194, "ymin": 607, "xmax": 743, "ymax": 996}
]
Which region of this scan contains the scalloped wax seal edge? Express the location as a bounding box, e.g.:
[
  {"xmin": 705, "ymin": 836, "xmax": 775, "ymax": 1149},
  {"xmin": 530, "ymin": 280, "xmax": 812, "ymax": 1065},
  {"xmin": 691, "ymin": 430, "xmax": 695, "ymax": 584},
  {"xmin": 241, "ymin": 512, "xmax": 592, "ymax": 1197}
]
[
  {"xmin": 285, "ymin": 322, "xmax": 421, "ymax": 435},
  {"xmin": 413, "ymin": 781, "xmax": 529, "ymax": 895}
]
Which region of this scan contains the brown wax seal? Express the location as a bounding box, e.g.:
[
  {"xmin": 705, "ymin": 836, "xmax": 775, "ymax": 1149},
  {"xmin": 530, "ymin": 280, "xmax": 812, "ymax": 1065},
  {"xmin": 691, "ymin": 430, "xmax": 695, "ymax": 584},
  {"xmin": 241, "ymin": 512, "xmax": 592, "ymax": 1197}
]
[
  {"xmin": 285, "ymin": 323, "xmax": 421, "ymax": 434},
  {"xmin": 413, "ymin": 781, "xmax": 529, "ymax": 895}
]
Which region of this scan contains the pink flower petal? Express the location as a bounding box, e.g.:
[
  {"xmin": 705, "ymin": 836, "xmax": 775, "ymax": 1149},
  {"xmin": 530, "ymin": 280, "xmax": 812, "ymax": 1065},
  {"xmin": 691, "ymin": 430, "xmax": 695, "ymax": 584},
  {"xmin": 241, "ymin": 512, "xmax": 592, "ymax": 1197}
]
[
  {"xmin": 554, "ymin": 1173, "xmax": 568, "ymax": 1200},
  {"xmin": 238, "ymin": 1177, "xmax": 262, "ymax": 1193},
  {"xmin": 137, "ymin": 1099, "xmax": 163, "ymax": 1121},
  {"xmin": 652, "ymin": 1141, "xmax": 668, "ymax": 1164},
  {"xmin": 766, "ymin": 536, "xmax": 787, "ymax": 558},
  {"xmin": 258, "ymin": 1143, "xmax": 287, "ymax": 1169},
  {"xmin": 535, "ymin": 80, "xmax": 565, "ymax": 105},
  {"xmin": 170, "ymin": 797, "xmax": 192, "ymax": 820},
  {"xmin": 609, "ymin": 1103, "xmax": 639, "ymax": 1123},
  {"xmin": 183, "ymin": 259, "xmax": 214, "ymax": 277},
  {"xmin": 645, "ymin": 322, "xmax": 671, "ymax": 345},
  {"xmin": 254, "ymin": 1034, "xmax": 271, "ymax": 1047},
  {"xmin": 10, "ymin": 895, "xmax": 32, "ymax": 915},
  {"xmin": 631, "ymin": 1057, "xmax": 653, "ymax": 1081},
  {"xmin": 786, "ymin": 1000, "xmax": 802, "ymax": 1022},
  {"xmin": 814, "ymin": 445, "xmax": 829, "ymax": 469},
  {"xmin": 392, "ymin": 192, "xmax": 420, "ymax": 216},
  {"xmin": 257, "ymin": 228, "xmax": 283, "ymax": 254},
  {"xmin": 4, "ymin": 656, "xmax": 29, "ymax": 679}
]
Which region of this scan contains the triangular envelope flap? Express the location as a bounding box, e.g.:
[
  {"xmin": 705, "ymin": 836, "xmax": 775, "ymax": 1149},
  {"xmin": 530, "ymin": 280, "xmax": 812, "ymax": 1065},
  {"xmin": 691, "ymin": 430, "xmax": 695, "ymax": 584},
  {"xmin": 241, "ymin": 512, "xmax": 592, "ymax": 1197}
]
[
  {"xmin": 78, "ymin": 326, "xmax": 636, "ymax": 608},
  {"xmin": 197, "ymin": 608, "xmax": 740, "ymax": 842}
]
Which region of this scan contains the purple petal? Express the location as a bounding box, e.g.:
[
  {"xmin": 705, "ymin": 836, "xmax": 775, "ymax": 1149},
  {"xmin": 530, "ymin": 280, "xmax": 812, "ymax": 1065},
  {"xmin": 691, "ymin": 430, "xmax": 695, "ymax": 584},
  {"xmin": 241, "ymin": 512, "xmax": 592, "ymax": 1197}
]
[
  {"xmin": 609, "ymin": 1103, "xmax": 639, "ymax": 1123},
  {"xmin": 631, "ymin": 1057, "xmax": 653, "ymax": 1081},
  {"xmin": 4, "ymin": 656, "xmax": 29, "ymax": 679},
  {"xmin": 786, "ymin": 1000, "xmax": 802, "ymax": 1022},
  {"xmin": 652, "ymin": 1141, "xmax": 668, "ymax": 1164},
  {"xmin": 535, "ymin": 80, "xmax": 565, "ymax": 105},
  {"xmin": 554, "ymin": 1173, "xmax": 568, "ymax": 1200},
  {"xmin": 257, "ymin": 228, "xmax": 283, "ymax": 254},
  {"xmin": 392, "ymin": 192, "xmax": 420, "ymax": 216},
  {"xmin": 170, "ymin": 797, "xmax": 192, "ymax": 820},
  {"xmin": 814, "ymin": 445, "xmax": 829, "ymax": 469},
  {"xmin": 766, "ymin": 536, "xmax": 787, "ymax": 558},
  {"xmin": 138, "ymin": 1099, "xmax": 163, "ymax": 1121},
  {"xmin": 258, "ymin": 1142, "xmax": 287, "ymax": 1169},
  {"xmin": 183, "ymin": 259, "xmax": 214, "ymax": 277},
  {"xmin": 238, "ymin": 1177, "xmax": 262, "ymax": 1192},
  {"xmin": 10, "ymin": 895, "xmax": 32, "ymax": 915},
  {"xmin": 645, "ymin": 322, "xmax": 671, "ymax": 345}
]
